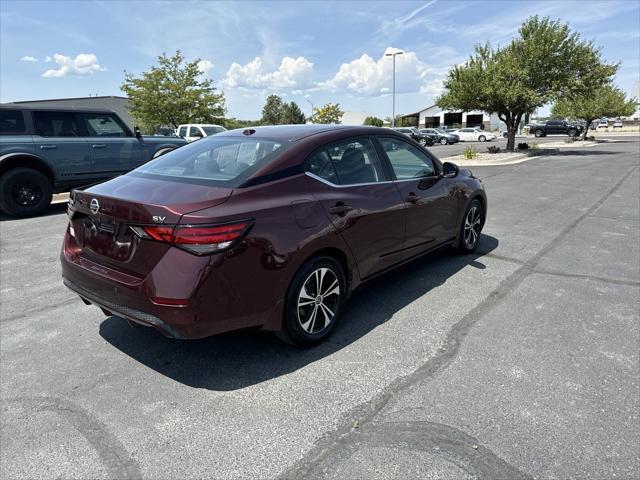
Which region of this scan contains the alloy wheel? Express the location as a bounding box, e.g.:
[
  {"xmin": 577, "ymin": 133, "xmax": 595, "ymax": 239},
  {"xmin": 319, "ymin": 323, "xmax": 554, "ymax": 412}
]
[
  {"xmin": 297, "ymin": 267, "xmax": 340, "ymax": 334},
  {"xmin": 11, "ymin": 181, "xmax": 42, "ymax": 207},
  {"xmin": 440, "ymin": 137, "xmax": 448, "ymax": 145},
  {"xmin": 463, "ymin": 206, "xmax": 482, "ymax": 248}
]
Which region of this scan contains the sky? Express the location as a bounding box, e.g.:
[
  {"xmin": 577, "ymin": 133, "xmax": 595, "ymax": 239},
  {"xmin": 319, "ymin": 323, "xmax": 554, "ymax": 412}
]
[{"xmin": 1, "ymin": 0, "xmax": 639, "ymax": 120}]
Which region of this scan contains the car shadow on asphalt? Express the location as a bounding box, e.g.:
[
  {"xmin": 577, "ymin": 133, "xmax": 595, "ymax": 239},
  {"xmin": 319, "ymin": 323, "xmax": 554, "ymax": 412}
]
[
  {"xmin": 99, "ymin": 234, "xmax": 499, "ymax": 391},
  {"xmin": 0, "ymin": 202, "xmax": 67, "ymax": 222}
]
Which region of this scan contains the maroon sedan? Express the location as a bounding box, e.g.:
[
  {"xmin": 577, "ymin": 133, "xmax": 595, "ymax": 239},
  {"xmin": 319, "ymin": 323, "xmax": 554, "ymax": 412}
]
[{"xmin": 61, "ymin": 125, "xmax": 486, "ymax": 345}]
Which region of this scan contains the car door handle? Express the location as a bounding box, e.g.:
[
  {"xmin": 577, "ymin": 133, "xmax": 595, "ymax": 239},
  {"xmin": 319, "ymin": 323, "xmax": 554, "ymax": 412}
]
[
  {"xmin": 39, "ymin": 144, "xmax": 57, "ymax": 150},
  {"xmin": 406, "ymin": 193, "xmax": 420, "ymax": 204},
  {"xmin": 328, "ymin": 204, "xmax": 353, "ymax": 215},
  {"xmin": 92, "ymin": 144, "xmax": 107, "ymax": 148}
]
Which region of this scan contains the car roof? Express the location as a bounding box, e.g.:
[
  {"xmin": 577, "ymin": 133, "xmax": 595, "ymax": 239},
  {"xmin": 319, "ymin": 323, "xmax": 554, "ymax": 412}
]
[
  {"xmin": 0, "ymin": 103, "xmax": 116, "ymax": 114},
  {"xmin": 216, "ymin": 124, "xmax": 387, "ymax": 142}
]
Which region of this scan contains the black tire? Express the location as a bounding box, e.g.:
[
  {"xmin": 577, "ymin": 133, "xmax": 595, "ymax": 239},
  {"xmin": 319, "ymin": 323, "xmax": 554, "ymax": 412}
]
[
  {"xmin": 0, "ymin": 168, "xmax": 52, "ymax": 217},
  {"xmin": 418, "ymin": 137, "xmax": 427, "ymax": 146},
  {"xmin": 439, "ymin": 137, "xmax": 448, "ymax": 145},
  {"xmin": 456, "ymin": 199, "xmax": 484, "ymax": 253},
  {"xmin": 478, "ymin": 135, "xmax": 486, "ymax": 142},
  {"xmin": 534, "ymin": 129, "xmax": 544, "ymax": 138},
  {"xmin": 567, "ymin": 129, "xmax": 577, "ymax": 137},
  {"xmin": 279, "ymin": 255, "xmax": 347, "ymax": 346}
]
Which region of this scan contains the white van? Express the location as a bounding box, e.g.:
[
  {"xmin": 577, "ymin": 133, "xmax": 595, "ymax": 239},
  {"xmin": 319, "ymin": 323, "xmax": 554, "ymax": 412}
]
[{"xmin": 176, "ymin": 124, "xmax": 227, "ymax": 142}]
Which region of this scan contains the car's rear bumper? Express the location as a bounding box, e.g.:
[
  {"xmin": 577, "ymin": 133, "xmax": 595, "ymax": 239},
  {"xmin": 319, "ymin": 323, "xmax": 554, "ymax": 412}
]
[{"xmin": 60, "ymin": 226, "xmax": 275, "ymax": 339}]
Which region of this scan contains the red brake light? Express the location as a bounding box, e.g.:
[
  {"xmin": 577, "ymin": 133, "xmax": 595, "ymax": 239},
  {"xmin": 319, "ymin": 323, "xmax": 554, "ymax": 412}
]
[{"xmin": 132, "ymin": 221, "xmax": 251, "ymax": 255}]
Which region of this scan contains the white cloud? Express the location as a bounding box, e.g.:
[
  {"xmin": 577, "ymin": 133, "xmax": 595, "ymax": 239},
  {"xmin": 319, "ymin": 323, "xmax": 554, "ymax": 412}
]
[
  {"xmin": 222, "ymin": 56, "xmax": 314, "ymax": 90},
  {"xmin": 42, "ymin": 53, "xmax": 105, "ymax": 78},
  {"xmin": 320, "ymin": 48, "xmax": 429, "ymax": 96},
  {"xmin": 197, "ymin": 59, "xmax": 214, "ymax": 75},
  {"xmin": 44, "ymin": 56, "xmax": 52, "ymax": 62},
  {"xmin": 20, "ymin": 56, "xmax": 38, "ymax": 62}
]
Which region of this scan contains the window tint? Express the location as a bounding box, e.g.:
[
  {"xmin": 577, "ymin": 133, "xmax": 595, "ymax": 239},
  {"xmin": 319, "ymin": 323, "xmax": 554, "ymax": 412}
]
[
  {"xmin": 136, "ymin": 136, "xmax": 286, "ymax": 186},
  {"xmin": 202, "ymin": 126, "xmax": 225, "ymax": 135},
  {"xmin": 189, "ymin": 126, "xmax": 202, "ymax": 137},
  {"xmin": 34, "ymin": 111, "xmax": 81, "ymax": 137},
  {"xmin": 379, "ymin": 137, "xmax": 435, "ymax": 180},
  {"xmin": 0, "ymin": 110, "xmax": 26, "ymax": 134},
  {"xmin": 307, "ymin": 138, "xmax": 385, "ymax": 185},
  {"xmin": 83, "ymin": 113, "xmax": 128, "ymax": 137},
  {"xmin": 178, "ymin": 126, "xmax": 188, "ymax": 137},
  {"xmin": 461, "ymin": 128, "xmax": 473, "ymax": 132}
]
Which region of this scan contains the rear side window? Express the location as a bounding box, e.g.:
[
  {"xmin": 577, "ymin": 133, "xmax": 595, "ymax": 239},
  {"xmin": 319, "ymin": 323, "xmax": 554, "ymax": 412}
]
[
  {"xmin": 202, "ymin": 126, "xmax": 225, "ymax": 135},
  {"xmin": 82, "ymin": 113, "xmax": 129, "ymax": 137},
  {"xmin": 33, "ymin": 111, "xmax": 81, "ymax": 137},
  {"xmin": 307, "ymin": 138, "xmax": 385, "ymax": 186},
  {"xmin": 135, "ymin": 136, "xmax": 287, "ymax": 187},
  {"xmin": 0, "ymin": 110, "xmax": 26, "ymax": 134}
]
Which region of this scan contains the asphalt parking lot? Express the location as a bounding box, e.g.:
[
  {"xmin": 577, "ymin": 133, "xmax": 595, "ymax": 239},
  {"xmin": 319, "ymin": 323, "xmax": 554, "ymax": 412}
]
[{"xmin": 1, "ymin": 138, "xmax": 639, "ymax": 479}]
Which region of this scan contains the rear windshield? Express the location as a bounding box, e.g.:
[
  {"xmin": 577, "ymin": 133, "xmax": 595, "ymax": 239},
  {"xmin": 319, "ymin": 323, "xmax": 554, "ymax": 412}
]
[
  {"xmin": 202, "ymin": 126, "xmax": 225, "ymax": 135},
  {"xmin": 134, "ymin": 136, "xmax": 288, "ymax": 187}
]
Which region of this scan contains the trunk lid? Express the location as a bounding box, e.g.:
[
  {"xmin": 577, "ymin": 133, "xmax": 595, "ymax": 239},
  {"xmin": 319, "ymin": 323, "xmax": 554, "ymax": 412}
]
[{"xmin": 69, "ymin": 174, "xmax": 232, "ymax": 277}]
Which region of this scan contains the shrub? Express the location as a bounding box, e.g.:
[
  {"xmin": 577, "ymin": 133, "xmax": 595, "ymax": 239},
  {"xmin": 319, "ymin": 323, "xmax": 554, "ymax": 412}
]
[
  {"xmin": 587, "ymin": 135, "xmax": 596, "ymax": 141},
  {"xmin": 517, "ymin": 142, "xmax": 529, "ymax": 150},
  {"xmin": 487, "ymin": 145, "xmax": 501, "ymax": 153},
  {"xmin": 462, "ymin": 146, "xmax": 478, "ymax": 160},
  {"xmin": 565, "ymin": 137, "xmax": 575, "ymax": 143}
]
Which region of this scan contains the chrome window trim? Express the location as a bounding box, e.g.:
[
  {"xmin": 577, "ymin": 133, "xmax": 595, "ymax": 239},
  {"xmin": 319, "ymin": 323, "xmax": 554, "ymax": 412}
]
[{"xmin": 305, "ymin": 171, "xmax": 436, "ymax": 189}]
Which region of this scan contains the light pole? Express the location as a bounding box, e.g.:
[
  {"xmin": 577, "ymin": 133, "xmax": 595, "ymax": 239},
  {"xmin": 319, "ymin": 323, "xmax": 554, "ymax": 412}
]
[
  {"xmin": 385, "ymin": 50, "xmax": 403, "ymax": 127},
  {"xmin": 306, "ymin": 99, "xmax": 314, "ymax": 122}
]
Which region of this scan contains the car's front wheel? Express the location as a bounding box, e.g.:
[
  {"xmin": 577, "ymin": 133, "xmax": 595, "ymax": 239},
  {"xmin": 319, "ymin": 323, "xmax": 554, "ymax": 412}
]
[
  {"xmin": 478, "ymin": 135, "xmax": 486, "ymax": 142},
  {"xmin": 279, "ymin": 256, "xmax": 347, "ymax": 346},
  {"xmin": 439, "ymin": 137, "xmax": 448, "ymax": 145},
  {"xmin": 0, "ymin": 168, "xmax": 52, "ymax": 217},
  {"xmin": 457, "ymin": 199, "xmax": 484, "ymax": 253},
  {"xmin": 567, "ymin": 129, "xmax": 577, "ymax": 137},
  {"xmin": 534, "ymin": 129, "xmax": 544, "ymax": 137},
  {"xmin": 418, "ymin": 137, "xmax": 427, "ymax": 146}
]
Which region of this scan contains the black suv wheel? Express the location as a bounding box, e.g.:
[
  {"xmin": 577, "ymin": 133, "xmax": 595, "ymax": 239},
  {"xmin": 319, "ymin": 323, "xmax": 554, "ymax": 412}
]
[{"xmin": 0, "ymin": 168, "xmax": 53, "ymax": 217}]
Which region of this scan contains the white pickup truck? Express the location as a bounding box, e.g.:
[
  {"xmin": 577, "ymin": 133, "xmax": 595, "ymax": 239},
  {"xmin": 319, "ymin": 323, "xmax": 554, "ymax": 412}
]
[{"xmin": 176, "ymin": 124, "xmax": 227, "ymax": 142}]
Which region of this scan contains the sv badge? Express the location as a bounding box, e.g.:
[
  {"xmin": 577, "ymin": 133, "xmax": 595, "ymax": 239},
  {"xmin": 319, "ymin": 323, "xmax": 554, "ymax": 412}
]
[{"xmin": 152, "ymin": 216, "xmax": 166, "ymax": 223}]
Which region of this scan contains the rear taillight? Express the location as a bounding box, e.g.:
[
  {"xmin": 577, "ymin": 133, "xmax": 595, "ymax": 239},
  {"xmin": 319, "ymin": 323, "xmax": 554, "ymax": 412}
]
[{"xmin": 130, "ymin": 221, "xmax": 251, "ymax": 255}]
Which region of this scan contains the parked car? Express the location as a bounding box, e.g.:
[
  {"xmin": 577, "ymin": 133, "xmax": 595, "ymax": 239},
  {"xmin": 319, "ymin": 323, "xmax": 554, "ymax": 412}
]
[
  {"xmin": 451, "ymin": 127, "xmax": 497, "ymax": 142},
  {"xmin": 612, "ymin": 119, "xmax": 623, "ymax": 129},
  {"xmin": 154, "ymin": 126, "xmax": 178, "ymax": 137},
  {"xmin": 176, "ymin": 123, "xmax": 227, "ymax": 142},
  {"xmin": 528, "ymin": 119, "xmax": 583, "ymax": 137},
  {"xmin": 61, "ymin": 125, "xmax": 486, "ymax": 346},
  {"xmin": 0, "ymin": 105, "xmax": 187, "ymax": 217},
  {"xmin": 392, "ymin": 127, "xmax": 434, "ymax": 146},
  {"xmin": 419, "ymin": 128, "xmax": 459, "ymax": 145},
  {"xmin": 596, "ymin": 119, "xmax": 609, "ymax": 129}
]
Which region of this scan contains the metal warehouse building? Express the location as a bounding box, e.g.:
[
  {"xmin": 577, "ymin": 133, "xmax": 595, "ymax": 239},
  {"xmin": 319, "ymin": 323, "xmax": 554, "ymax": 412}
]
[
  {"xmin": 8, "ymin": 95, "xmax": 134, "ymax": 127},
  {"xmin": 402, "ymin": 104, "xmax": 500, "ymax": 130}
]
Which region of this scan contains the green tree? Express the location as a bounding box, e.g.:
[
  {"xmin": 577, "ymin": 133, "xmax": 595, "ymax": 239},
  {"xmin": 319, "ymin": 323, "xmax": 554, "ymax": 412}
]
[
  {"xmin": 437, "ymin": 16, "xmax": 618, "ymax": 151},
  {"xmin": 281, "ymin": 101, "xmax": 306, "ymax": 124},
  {"xmin": 221, "ymin": 118, "xmax": 261, "ymax": 130},
  {"xmin": 313, "ymin": 103, "xmax": 344, "ymax": 124},
  {"xmin": 551, "ymin": 86, "xmax": 635, "ymax": 139},
  {"xmin": 261, "ymin": 94, "xmax": 285, "ymax": 125},
  {"xmin": 363, "ymin": 116, "xmax": 384, "ymax": 127},
  {"xmin": 121, "ymin": 51, "xmax": 225, "ymax": 133}
]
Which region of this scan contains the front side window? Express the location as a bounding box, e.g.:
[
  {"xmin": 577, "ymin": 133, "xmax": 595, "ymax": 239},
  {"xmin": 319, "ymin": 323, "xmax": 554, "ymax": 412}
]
[
  {"xmin": 379, "ymin": 137, "xmax": 436, "ymax": 180},
  {"xmin": 0, "ymin": 110, "xmax": 26, "ymax": 134},
  {"xmin": 33, "ymin": 111, "xmax": 81, "ymax": 137},
  {"xmin": 178, "ymin": 126, "xmax": 188, "ymax": 137},
  {"xmin": 135, "ymin": 136, "xmax": 287, "ymax": 187},
  {"xmin": 307, "ymin": 138, "xmax": 385, "ymax": 186},
  {"xmin": 189, "ymin": 126, "xmax": 202, "ymax": 137},
  {"xmin": 83, "ymin": 113, "xmax": 128, "ymax": 137}
]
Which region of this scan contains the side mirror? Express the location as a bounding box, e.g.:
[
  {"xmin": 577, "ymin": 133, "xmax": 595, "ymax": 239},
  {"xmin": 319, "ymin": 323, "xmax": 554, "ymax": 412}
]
[
  {"xmin": 443, "ymin": 161, "xmax": 459, "ymax": 177},
  {"xmin": 134, "ymin": 126, "xmax": 142, "ymax": 138}
]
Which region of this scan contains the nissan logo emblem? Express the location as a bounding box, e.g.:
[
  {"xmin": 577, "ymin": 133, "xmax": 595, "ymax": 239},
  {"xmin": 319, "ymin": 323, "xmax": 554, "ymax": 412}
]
[{"xmin": 90, "ymin": 198, "xmax": 100, "ymax": 215}]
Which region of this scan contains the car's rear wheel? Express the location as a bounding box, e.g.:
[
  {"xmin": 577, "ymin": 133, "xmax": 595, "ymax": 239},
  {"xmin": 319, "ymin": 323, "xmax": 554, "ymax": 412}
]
[
  {"xmin": 457, "ymin": 199, "xmax": 484, "ymax": 253},
  {"xmin": 440, "ymin": 137, "xmax": 448, "ymax": 145},
  {"xmin": 0, "ymin": 168, "xmax": 52, "ymax": 217},
  {"xmin": 279, "ymin": 256, "xmax": 346, "ymax": 346},
  {"xmin": 478, "ymin": 135, "xmax": 486, "ymax": 142}
]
